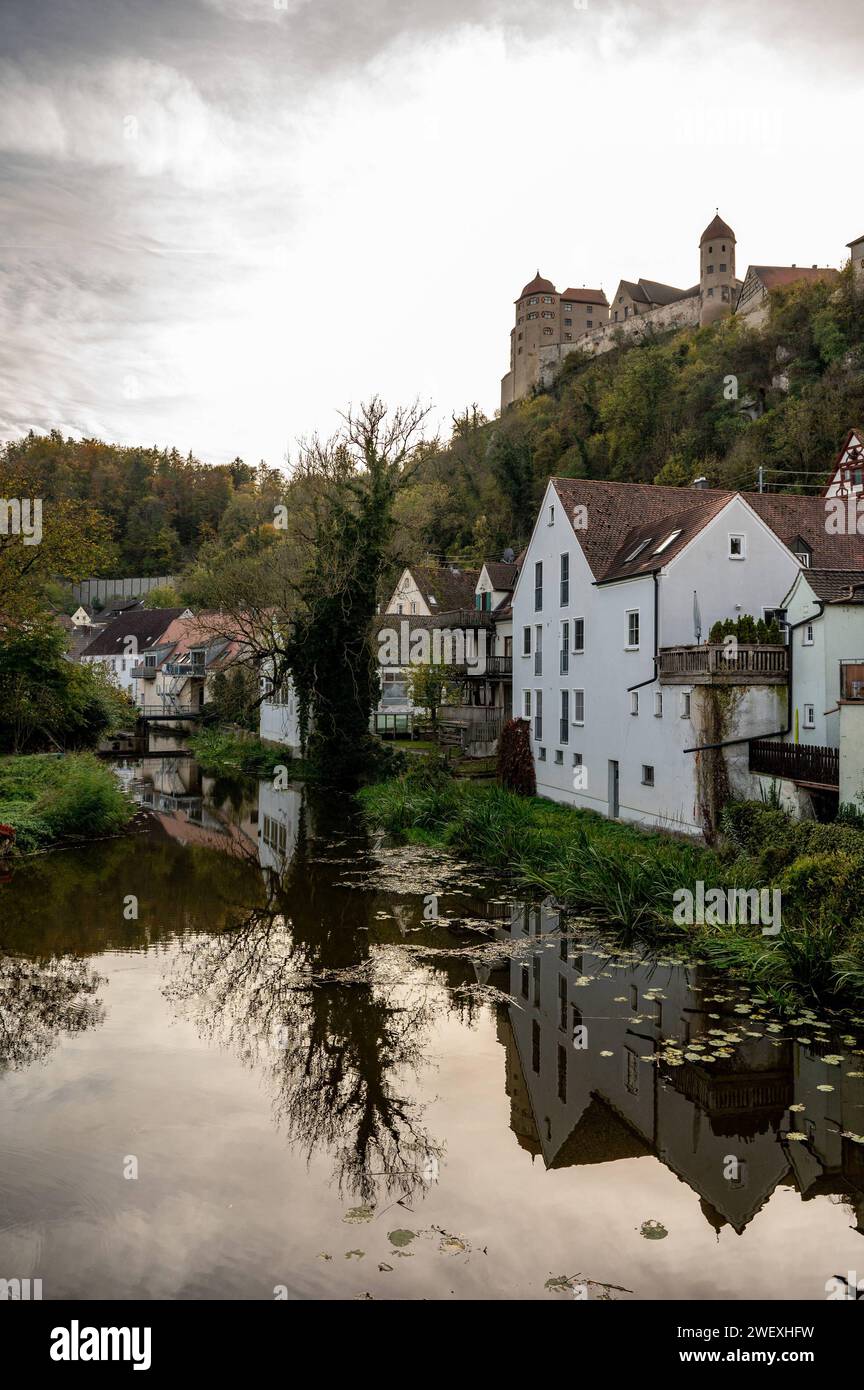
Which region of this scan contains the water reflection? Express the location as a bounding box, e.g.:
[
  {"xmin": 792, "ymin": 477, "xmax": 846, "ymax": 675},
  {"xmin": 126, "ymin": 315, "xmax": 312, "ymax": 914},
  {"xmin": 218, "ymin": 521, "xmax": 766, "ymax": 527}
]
[
  {"xmin": 1, "ymin": 764, "xmax": 863, "ymax": 1297},
  {"xmin": 495, "ymin": 901, "xmax": 864, "ymax": 1238}
]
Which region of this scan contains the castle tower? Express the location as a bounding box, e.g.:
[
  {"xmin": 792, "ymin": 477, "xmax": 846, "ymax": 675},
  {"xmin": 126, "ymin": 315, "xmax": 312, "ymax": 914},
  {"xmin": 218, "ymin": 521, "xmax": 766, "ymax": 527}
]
[{"xmin": 699, "ymin": 213, "xmax": 736, "ymax": 326}]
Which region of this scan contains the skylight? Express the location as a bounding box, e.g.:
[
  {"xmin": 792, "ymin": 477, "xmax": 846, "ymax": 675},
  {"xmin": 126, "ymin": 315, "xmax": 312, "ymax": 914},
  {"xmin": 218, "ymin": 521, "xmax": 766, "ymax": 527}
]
[
  {"xmin": 623, "ymin": 538, "xmax": 652, "ymax": 563},
  {"xmin": 653, "ymin": 529, "xmax": 683, "ymax": 555}
]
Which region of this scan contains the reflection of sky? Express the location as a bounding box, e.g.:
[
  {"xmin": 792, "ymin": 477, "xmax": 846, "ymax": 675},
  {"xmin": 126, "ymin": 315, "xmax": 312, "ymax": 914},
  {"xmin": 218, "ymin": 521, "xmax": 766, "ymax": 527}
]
[
  {"xmin": 1, "ymin": 785, "xmax": 863, "ymax": 1299},
  {"xmin": 0, "ymin": 938, "xmax": 859, "ymax": 1300}
]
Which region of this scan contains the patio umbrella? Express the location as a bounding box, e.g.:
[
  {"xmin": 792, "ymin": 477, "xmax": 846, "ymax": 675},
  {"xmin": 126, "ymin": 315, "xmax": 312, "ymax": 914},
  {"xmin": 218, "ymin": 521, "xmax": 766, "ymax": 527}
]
[{"xmin": 693, "ymin": 590, "xmax": 702, "ymax": 644}]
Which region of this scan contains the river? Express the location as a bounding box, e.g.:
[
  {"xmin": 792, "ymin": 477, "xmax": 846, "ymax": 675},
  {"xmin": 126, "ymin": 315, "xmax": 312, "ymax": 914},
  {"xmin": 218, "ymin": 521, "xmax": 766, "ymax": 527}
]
[{"xmin": 0, "ymin": 753, "xmax": 862, "ymax": 1301}]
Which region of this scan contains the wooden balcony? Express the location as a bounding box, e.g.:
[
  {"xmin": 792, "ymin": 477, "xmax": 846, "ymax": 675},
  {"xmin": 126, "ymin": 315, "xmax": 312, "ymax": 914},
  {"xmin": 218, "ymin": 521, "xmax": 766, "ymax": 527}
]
[
  {"xmin": 658, "ymin": 643, "xmax": 788, "ymax": 685},
  {"xmin": 749, "ymin": 738, "xmax": 839, "ymax": 790},
  {"xmin": 452, "ymin": 655, "xmax": 512, "ymax": 679}
]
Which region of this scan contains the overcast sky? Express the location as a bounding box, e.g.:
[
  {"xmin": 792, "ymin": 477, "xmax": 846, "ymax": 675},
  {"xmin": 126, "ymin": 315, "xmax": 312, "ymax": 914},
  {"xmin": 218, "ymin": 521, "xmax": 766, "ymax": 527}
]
[{"xmin": 1, "ymin": 0, "xmax": 861, "ymax": 468}]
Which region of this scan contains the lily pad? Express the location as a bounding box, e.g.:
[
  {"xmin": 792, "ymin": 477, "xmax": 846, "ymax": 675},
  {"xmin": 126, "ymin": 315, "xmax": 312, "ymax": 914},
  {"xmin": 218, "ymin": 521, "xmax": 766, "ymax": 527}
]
[
  {"xmin": 388, "ymin": 1228, "xmax": 417, "ymax": 1248},
  {"xmin": 639, "ymin": 1219, "xmax": 668, "ymax": 1240}
]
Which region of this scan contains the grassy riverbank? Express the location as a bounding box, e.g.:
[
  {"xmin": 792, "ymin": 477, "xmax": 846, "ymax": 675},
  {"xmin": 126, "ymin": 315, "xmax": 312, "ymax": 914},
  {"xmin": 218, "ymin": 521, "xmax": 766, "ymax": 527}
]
[
  {"xmin": 359, "ymin": 775, "xmax": 864, "ymax": 1007},
  {"xmin": 189, "ymin": 728, "xmax": 304, "ymax": 779},
  {"xmin": 0, "ymin": 753, "xmax": 135, "ymax": 854}
]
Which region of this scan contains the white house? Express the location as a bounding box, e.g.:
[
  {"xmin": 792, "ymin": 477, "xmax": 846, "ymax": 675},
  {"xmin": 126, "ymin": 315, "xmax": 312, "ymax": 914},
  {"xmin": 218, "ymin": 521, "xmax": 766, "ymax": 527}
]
[
  {"xmin": 259, "ymin": 664, "xmax": 301, "ymax": 754},
  {"xmin": 776, "ymin": 568, "xmax": 864, "ymax": 810},
  {"xmin": 79, "ymin": 607, "xmax": 191, "ymax": 697},
  {"xmin": 511, "ymin": 477, "xmax": 864, "ymax": 836}
]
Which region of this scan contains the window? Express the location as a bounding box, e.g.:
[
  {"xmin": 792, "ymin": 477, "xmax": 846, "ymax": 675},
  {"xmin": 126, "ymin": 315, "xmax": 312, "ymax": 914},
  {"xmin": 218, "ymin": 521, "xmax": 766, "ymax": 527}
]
[
  {"xmin": 548, "ymin": 504, "xmax": 555, "ymax": 526},
  {"xmin": 572, "ymin": 752, "xmax": 583, "ymax": 768},
  {"xmin": 523, "ymin": 690, "xmax": 532, "ymax": 718},
  {"xmin": 721, "ymin": 286, "xmax": 730, "ymax": 301},
  {"xmin": 706, "ymin": 287, "xmax": 714, "ymax": 297},
  {"xmin": 541, "ymin": 295, "xmax": 553, "ymax": 304},
  {"xmin": 796, "ymin": 552, "xmax": 811, "ymax": 567},
  {"xmin": 554, "ymin": 749, "xmax": 564, "ymax": 764},
  {"xmin": 573, "ymin": 689, "xmax": 585, "ymax": 725},
  {"xmin": 527, "ymin": 311, "xmax": 539, "ymax": 320},
  {"xmin": 803, "ymin": 703, "xmax": 815, "ymax": 729},
  {"xmin": 562, "ymin": 302, "xmax": 572, "ymax": 310},
  {"xmin": 573, "ymin": 617, "xmax": 584, "ymax": 653},
  {"xmin": 706, "ymin": 264, "xmax": 714, "ymax": 274},
  {"xmin": 534, "ymin": 560, "xmax": 543, "ymax": 609},
  {"xmin": 560, "ymin": 621, "xmax": 569, "ymax": 674},
  {"xmin": 522, "ymin": 626, "xmax": 532, "ymax": 656},
  {"xmin": 624, "ymin": 538, "xmax": 651, "ymax": 563},
  {"xmin": 557, "ymin": 1045, "xmax": 567, "ymax": 1102},
  {"xmin": 626, "ymin": 610, "xmax": 640, "ymax": 648},
  {"xmin": 586, "ymin": 320, "xmax": 592, "ymax": 328},
  {"xmin": 803, "ymin": 623, "xmax": 814, "ymax": 646},
  {"xmin": 543, "ymin": 327, "xmax": 554, "ymax": 335},
  {"xmin": 719, "ymin": 263, "xmax": 727, "ymax": 272},
  {"xmin": 642, "ymin": 765, "xmax": 655, "ymax": 786},
  {"xmin": 538, "ymin": 746, "xmax": 546, "ymax": 761},
  {"xmin": 534, "ymin": 625, "xmax": 543, "ymax": 676},
  {"xmin": 534, "ymin": 690, "xmax": 543, "ymax": 741},
  {"xmin": 625, "ymin": 1047, "xmax": 640, "ymax": 1096},
  {"xmin": 630, "ymin": 690, "xmax": 639, "ymax": 716},
  {"xmin": 654, "ymin": 691, "xmax": 663, "ymax": 718},
  {"xmin": 560, "ymin": 553, "xmax": 570, "ymax": 605},
  {"xmin": 680, "ymin": 690, "xmax": 691, "ymax": 719},
  {"xmin": 729, "ymin": 534, "xmax": 746, "ymax": 559},
  {"xmin": 653, "ymin": 528, "xmax": 683, "ymax": 555},
  {"xmin": 528, "ymin": 296, "xmax": 538, "ymax": 305},
  {"xmin": 560, "ymin": 690, "xmax": 569, "ymax": 744}
]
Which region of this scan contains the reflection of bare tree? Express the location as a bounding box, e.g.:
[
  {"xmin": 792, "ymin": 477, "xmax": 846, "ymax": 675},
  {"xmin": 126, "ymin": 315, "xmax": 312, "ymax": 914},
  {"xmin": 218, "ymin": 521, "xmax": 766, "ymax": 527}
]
[
  {"xmin": 0, "ymin": 952, "xmax": 104, "ymax": 1071},
  {"xmin": 167, "ymin": 805, "xmax": 446, "ymax": 1202}
]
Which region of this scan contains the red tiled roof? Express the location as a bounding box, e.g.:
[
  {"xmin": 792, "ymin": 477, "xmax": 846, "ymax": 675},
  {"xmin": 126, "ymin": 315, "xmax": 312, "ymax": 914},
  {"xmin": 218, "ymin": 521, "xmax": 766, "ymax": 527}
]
[
  {"xmin": 751, "ymin": 266, "xmax": 839, "ymax": 292},
  {"xmin": 559, "ymin": 288, "xmax": 608, "ymax": 306},
  {"xmin": 801, "ymin": 568, "xmax": 864, "ymax": 604},
  {"xmin": 550, "ymin": 478, "xmax": 864, "ymax": 583},
  {"xmin": 700, "ymin": 214, "xmax": 735, "ymax": 243},
  {"xmin": 517, "ymin": 272, "xmax": 556, "ymax": 300}
]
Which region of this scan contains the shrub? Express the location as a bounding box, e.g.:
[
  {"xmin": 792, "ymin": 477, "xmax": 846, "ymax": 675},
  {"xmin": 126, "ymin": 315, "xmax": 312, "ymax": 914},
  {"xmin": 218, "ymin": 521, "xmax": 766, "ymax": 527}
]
[{"xmin": 497, "ymin": 718, "xmax": 536, "ymax": 796}]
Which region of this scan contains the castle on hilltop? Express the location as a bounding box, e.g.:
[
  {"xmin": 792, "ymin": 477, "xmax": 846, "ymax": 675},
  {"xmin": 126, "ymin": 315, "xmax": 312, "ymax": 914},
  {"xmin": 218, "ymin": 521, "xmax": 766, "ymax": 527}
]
[{"xmin": 501, "ymin": 214, "xmax": 855, "ymax": 410}]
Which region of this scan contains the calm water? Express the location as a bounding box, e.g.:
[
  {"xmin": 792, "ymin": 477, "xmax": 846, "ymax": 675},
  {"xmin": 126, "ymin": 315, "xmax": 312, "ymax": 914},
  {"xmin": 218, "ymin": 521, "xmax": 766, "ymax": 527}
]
[{"xmin": 1, "ymin": 755, "xmax": 863, "ymax": 1301}]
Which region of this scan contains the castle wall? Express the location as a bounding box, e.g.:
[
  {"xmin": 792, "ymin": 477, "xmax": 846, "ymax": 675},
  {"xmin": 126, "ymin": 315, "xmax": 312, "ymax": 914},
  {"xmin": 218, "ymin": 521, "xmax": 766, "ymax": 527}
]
[{"xmin": 538, "ymin": 293, "xmax": 700, "ymax": 386}]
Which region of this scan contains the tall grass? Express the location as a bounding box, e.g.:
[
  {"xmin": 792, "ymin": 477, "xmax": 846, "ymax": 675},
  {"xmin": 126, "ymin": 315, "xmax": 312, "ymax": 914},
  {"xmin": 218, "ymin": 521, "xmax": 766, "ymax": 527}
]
[
  {"xmin": 0, "ymin": 753, "xmax": 134, "ymax": 853},
  {"xmin": 359, "ymin": 777, "xmax": 864, "ymax": 1007}
]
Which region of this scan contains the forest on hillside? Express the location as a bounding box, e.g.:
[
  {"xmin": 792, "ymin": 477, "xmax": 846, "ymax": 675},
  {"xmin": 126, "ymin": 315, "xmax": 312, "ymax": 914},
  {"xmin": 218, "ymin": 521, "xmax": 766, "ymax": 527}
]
[{"xmin": 2, "ymin": 264, "xmax": 862, "ymax": 589}]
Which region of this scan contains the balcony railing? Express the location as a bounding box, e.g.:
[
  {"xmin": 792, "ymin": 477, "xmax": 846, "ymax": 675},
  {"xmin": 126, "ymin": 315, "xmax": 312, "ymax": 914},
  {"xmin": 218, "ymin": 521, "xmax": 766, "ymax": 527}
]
[
  {"xmin": 659, "ymin": 643, "xmax": 788, "ymax": 684},
  {"xmin": 749, "ymin": 738, "xmax": 839, "ymax": 788},
  {"xmin": 840, "ymin": 661, "xmax": 864, "ymax": 701},
  {"xmin": 452, "ymin": 655, "xmax": 513, "ymax": 679},
  {"xmin": 163, "ymin": 661, "xmax": 205, "ymax": 677},
  {"xmin": 131, "ymin": 664, "xmax": 157, "ymax": 679}
]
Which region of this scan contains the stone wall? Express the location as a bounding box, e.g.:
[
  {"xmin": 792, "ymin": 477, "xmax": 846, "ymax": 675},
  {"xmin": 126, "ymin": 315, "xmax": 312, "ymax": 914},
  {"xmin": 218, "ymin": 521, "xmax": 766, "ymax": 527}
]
[{"xmin": 538, "ymin": 293, "xmax": 701, "ymax": 388}]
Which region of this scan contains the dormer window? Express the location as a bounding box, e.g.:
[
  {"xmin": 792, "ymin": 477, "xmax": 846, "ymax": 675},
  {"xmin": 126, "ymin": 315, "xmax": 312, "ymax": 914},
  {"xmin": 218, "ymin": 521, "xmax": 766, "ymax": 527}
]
[{"xmin": 795, "ymin": 552, "xmax": 811, "ymax": 568}]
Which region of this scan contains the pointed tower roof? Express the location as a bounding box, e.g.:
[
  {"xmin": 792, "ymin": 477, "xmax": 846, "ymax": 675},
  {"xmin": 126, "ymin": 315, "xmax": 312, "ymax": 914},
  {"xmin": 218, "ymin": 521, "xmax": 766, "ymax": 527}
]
[
  {"xmin": 518, "ymin": 270, "xmax": 556, "ymax": 300},
  {"xmin": 700, "ymin": 212, "xmax": 735, "ymax": 244}
]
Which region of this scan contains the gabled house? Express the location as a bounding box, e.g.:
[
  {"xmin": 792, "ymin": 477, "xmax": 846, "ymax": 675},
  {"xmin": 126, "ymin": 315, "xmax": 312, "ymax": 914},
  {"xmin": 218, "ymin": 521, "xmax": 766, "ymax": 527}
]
[
  {"xmin": 375, "ymin": 555, "xmax": 521, "ymax": 744},
  {"xmin": 766, "ymin": 568, "xmax": 864, "ymax": 813},
  {"xmin": 823, "ymin": 427, "xmax": 864, "ymax": 498},
  {"xmin": 512, "ymin": 477, "xmax": 864, "ymax": 836},
  {"xmin": 735, "ymin": 264, "xmax": 840, "ymax": 326},
  {"xmin": 79, "ymin": 608, "xmax": 191, "ymax": 697},
  {"xmin": 384, "ymin": 563, "xmax": 479, "ymax": 617}
]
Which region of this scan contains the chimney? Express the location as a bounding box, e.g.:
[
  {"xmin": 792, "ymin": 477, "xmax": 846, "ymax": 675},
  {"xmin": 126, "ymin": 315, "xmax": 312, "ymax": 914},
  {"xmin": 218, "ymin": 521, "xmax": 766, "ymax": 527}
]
[{"xmin": 692, "ymin": 476, "xmax": 708, "ymax": 489}]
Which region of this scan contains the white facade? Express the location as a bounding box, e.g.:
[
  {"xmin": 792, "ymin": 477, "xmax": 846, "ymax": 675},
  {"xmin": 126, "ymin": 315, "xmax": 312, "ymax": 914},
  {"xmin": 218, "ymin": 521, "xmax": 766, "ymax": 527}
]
[
  {"xmin": 259, "ymin": 668, "xmax": 301, "ymax": 753},
  {"xmin": 512, "ymin": 481, "xmax": 802, "ymax": 836}
]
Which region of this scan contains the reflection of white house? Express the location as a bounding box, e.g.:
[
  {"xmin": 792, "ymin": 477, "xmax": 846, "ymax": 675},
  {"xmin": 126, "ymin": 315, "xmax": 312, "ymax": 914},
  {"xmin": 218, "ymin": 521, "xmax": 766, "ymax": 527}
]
[
  {"xmin": 495, "ymin": 903, "xmax": 864, "ymax": 1237},
  {"xmin": 257, "ymin": 781, "xmax": 302, "ymax": 876},
  {"xmin": 513, "ymin": 475, "xmax": 864, "ymax": 835},
  {"xmin": 259, "ymin": 663, "xmax": 301, "ymax": 753}
]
